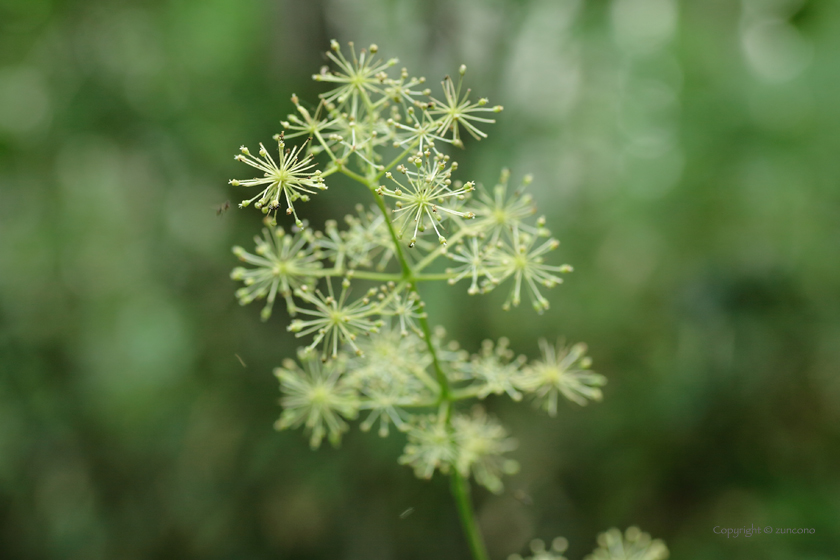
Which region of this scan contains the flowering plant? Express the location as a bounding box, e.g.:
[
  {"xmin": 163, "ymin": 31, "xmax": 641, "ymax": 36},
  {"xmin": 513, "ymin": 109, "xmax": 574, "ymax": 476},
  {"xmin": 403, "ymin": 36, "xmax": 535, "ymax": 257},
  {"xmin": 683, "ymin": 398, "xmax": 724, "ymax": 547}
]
[{"xmin": 228, "ymin": 40, "xmax": 666, "ymax": 560}]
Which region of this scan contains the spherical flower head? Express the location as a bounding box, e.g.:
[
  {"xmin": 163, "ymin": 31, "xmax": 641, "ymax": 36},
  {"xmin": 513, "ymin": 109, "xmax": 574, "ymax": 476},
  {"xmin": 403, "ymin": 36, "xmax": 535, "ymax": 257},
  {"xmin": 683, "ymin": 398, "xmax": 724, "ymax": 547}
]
[
  {"xmin": 383, "ymin": 65, "xmax": 427, "ymax": 107},
  {"xmin": 378, "ymin": 152, "xmax": 475, "ymax": 247},
  {"xmin": 517, "ymin": 340, "xmax": 606, "ymax": 415},
  {"xmin": 387, "ymin": 90, "xmax": 443, "ymax": 153},
  {"xmin": 446, "ymin": 236, "xmax": 498, "ymax": 296},
  {"xmin": 468, "ymin": 168, "xmax": 539, "ymax": 244},
  {"xmin": 347, "ymin": 325, "xmax": 435, "ymax": 437},
  {"xmin": 275, "ymin": 352, "xmax": 359, "ymax": 449},
  {"xmin": 382, "ymin": 283, "xmax": 427, "ymax": 337},
  {"xmin": 584, "ymin": 527, "xmax": 669, "ymax": 560},
  {"xmin": 398, "ymin": 413, "xmax": 456, "ymax": 480},
  {"xmin": 342, "ymin": 204, "xmax": 395, "ymax": 270},
  {"xmin": 349, "ymin": 322, "xmax": 432, "ymax": 386},
  {"xmin": 328, "ymin": 111, "xmax": 391, "ymax": 169},
  {"xmin": 427, "ymin": 66, "xmax": 502, "ymax": 147},
  {"xmin": 230, "ymin": 135, "xmax": 327, "ymax": 227},
  {"xmin": 459, "ymin": 337, "xmax": 526, "ymax": 401},
  {"xmin": 452, "ymin": 406, "xmax": 519, "ymax": 494},
  {"xmin": 314, "ymin": 40, "xmax": 398, "ymax": 115},
  {"xmin": 508, "ymin": 538, "xmax": 570, "ymax": 560},
  {"xmin": 485, "ymin": 226, "xmax": 573, "ymax": 313},
  {"xmin": 281, "ymin": 96, "xmax": 336, "ymax": 146},
  {"xmin": 231, "ymin": 224, "xmax": 321, "ymax": 319},
  {"xmin": 288, "ymin": 279, "xmax": 380, "ymax": 361}
]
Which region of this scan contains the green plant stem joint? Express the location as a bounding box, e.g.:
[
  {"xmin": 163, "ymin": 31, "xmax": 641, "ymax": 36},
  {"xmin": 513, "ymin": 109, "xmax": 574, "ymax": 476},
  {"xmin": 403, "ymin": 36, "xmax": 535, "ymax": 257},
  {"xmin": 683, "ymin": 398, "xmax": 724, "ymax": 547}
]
[{"xmin": 230, "ymin": 40, "xmax": 667, "ymax": 560}]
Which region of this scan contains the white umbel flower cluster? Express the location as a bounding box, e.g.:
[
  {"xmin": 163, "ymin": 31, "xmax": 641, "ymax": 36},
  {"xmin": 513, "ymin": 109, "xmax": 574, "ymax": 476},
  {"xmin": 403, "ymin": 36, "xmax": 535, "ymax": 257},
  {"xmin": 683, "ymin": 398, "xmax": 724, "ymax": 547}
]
[
  {"xmin": 447, "ymin": 169, "xmax": 574, "ymax": 314},
  {"xmin": 508, "ymin": 538, "xmax": 571, "ymax": 560},
  {"xmin": 509, "ymin": 527, "xmax": 668, "ymax": 560},
  {"xmin": 269, "ymin": 325, "xmax": 600, "ymax": 491},
  {"xmin": 585, "ymin": 527, "xmax": 669, "ymax": 560},
  {"xmin": 227, "ymin": 41, "xmax": 612, "ymax": 499}
]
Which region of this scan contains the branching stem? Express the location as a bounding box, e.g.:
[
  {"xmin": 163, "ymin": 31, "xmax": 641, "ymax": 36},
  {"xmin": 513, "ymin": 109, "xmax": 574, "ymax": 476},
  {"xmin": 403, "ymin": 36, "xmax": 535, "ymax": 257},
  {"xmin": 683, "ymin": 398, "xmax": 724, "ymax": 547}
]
[
  {"xmin": 339, "ymin": 166, "xmax": 489, "ymax": 560},
  {"xmin": 312, "ymin": 268, "xmax": 456, "ymax": 282}
]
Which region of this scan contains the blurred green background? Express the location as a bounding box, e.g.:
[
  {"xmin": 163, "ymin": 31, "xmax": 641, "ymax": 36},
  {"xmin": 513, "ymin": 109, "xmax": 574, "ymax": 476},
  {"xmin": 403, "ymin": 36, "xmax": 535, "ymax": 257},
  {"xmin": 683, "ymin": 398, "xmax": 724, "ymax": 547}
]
[{"xmin": 1, "ymin": 0, "xmax": 839, "ymax": 558}]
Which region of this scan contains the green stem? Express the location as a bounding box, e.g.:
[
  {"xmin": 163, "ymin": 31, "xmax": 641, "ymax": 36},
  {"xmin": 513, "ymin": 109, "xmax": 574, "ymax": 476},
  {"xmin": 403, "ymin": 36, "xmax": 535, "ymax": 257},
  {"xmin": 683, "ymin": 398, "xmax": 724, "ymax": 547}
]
[
  {"xmin": 411, "ymin": 290, "xmax": 451, "ymax": 402},
  {"xmin": 345, "ymin": 270, "xmax": 402, "ymax": 281},
  {"xmin": 414, "ymin": 226, "xmax": 472, "ymax": 273},
  {"xmin": 413, "ymin": 272, "xmax": 457, "ymax": 282},
  {"xmin": 314, "ymin": 268, "xmax": 454, "ymax": 282},
  {"xmin": 339, "ymin": 166, "xmax": 369, "ymax": 185},
  {"xmin": 373, "ymin": 139, "xmax": 421, "ymax": 183},
  {"xmin": 451, "ymin": 470, "xmax": 490, "ymax": 560},
  {"xmin": 401, "ymin": 388, "xmax": 482, "ymax": 408},
  {"xmin": 340, "ymin": 168, "xmax": 488, "ymax": 560},
  {"xmin": 314, "ymin": 129, "xmax": 338, "ymax": 165},
  {"xmin": 313, "ymin": 268, "xmax": 401, "ymax": 281}
]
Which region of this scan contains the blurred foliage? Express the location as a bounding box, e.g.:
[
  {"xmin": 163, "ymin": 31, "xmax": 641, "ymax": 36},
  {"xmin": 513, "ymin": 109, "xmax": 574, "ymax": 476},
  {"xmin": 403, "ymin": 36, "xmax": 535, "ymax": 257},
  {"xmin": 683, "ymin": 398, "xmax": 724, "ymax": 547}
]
[{"xmin": 1, "ymin": 0, "xmax": 839, "ymax": 559}]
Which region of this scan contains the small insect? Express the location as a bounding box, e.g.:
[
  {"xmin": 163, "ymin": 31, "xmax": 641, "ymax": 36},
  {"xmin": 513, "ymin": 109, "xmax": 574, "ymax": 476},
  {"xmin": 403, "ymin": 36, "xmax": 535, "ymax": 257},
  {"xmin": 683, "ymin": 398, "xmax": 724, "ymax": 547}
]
[
  {"xmin": 399, "ymin": 507, "xmax": 415, "ymax": 519},
  {"xmin": 513, "ymin": 489, "xmax": 533, "ymax": 506},
  {"xmin": 234, "ymin": 353, "xmax": 247, "ymax": 368},
  {"xmin": 215, "ymin": 200, "xmax": 231, "ymax": 217}
]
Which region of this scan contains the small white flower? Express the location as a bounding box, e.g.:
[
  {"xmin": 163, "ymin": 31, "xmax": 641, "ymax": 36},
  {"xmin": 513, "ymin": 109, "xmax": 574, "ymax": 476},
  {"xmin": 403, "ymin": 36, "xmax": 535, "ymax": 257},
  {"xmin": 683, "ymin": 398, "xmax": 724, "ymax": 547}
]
[
  {"xmin": 446, "ymin": 236, "xmax": 498, "ymax": 295},
  {"xmin": 398, "ymin": 413, "xmax": 457, "ymax": 479},
  {"xmin": 288, "ymin": 279, "xmax": 380, "ymax": 360},
  {"xmin": 431, "ymin": 326, "xmax": 471, "ymax": 380},
  {"xmin": 584, "ymin": 527, "xmax": 669, "ymax": 560},
  {"xmin": 342, "ymin": 205, "xmax": 396, "ymax": 270},
  {"xmin": 468, "ymin": 168, "xmax": 539, "ymax": 243},
  {"xmin": 452, "ymin": 406, "xmax": 519, "ymax": 494},
  {"xmin": 485, "ymin": 227, "xmax": 572, "ymax": 313},
  {"xmin": 281, "ymin": 95, "xmax": 336, "ymax": 143},
  {"xmin": 275, "ymin": 353, "xmax": 359, "ymax": 449},
  {"xmin": 348, "ymin": 325, "xmax": 435, "ymax": 436},
  {"xmin": 231, "ymin": 225, "xmax": 321, "ymax": 319},
  {"xmin": 378, "ymin": 151, "xmax": 475, "ymax": 247},
  {"xmin": 508, "ymin": 537, "xmax": 570, "ymax": 560},
  {"xmin": 388, "ymin": 105, "xmax": 446, "ymax": 153},
  {"xmin": 230, "ymin": 136, "xmax": 327, "ymax": 227},
  {"xmin": 380, "ymin": 284, "xmax": 426, "ymax": 337},
  {"xmin": 459, "ymin": 337, "xmax": 526, "ymax": 401},
  {"xmin": 517, "ymin": 340, "xmax": 606, "ymax": 415},
  {"xmin": 329, "ymin": 112, "xmax": 390, "ymax": 168},
  {"xmin": 383, "ymin": 66, "xmax": 427, "ymax": 106},
  {"xmin": 314, "ymin": 40, "xmax": 397, "ymax": 115},
  {"xmin": 427, "ymin": 65, "xmax": 503, "ymax": 147}
]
